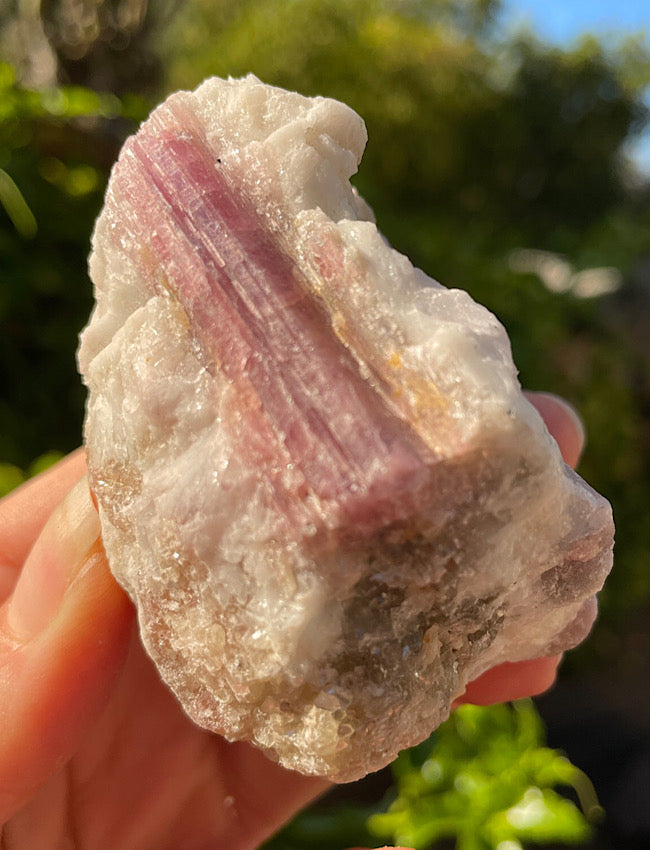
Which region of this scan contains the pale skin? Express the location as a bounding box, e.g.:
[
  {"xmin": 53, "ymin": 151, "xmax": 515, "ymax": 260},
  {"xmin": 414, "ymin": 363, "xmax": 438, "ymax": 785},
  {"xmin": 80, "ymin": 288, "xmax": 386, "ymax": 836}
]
[{"xmin": 0, "ymin": 392, "xmax": 584, "ymax": 850}]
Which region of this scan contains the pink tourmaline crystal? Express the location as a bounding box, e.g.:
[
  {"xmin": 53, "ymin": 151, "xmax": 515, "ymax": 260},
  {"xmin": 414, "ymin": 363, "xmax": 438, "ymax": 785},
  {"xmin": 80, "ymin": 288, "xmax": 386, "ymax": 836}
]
[
  {"xmin": 121, "ymin": 101, "xmax": 432, "ymax": 540},
  {"xmin": 78, "ymin": 76, "xmax": 614, "ymax": 781}
]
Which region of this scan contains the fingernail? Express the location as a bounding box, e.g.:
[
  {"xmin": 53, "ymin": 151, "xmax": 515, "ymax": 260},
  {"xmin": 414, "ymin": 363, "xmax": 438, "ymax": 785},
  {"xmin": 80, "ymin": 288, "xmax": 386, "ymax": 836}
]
[{"xmin": 7, "ymin": 476, "xmax": 101, "ymax": 641}]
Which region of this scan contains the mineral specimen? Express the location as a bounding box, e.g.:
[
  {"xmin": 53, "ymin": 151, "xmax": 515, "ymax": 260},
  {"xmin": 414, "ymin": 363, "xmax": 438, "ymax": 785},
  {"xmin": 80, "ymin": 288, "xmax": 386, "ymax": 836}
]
[{"xmin": 78, "ymin": 75, "xmax": 614, "ymax": 782}]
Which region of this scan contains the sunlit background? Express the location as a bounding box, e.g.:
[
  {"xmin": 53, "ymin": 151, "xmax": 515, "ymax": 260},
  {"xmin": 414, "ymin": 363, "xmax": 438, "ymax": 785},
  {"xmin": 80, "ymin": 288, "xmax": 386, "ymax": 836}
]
[{"xmin": 1, "ymin": 2, "xmax": 650, "ymax": 848}]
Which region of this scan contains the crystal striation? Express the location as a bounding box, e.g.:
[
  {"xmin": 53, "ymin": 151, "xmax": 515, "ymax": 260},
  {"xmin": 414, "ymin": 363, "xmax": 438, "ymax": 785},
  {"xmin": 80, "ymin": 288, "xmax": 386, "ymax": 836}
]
[{"xmin": 78, "ymin": 75, "xmax": 614, "ymax": 782}]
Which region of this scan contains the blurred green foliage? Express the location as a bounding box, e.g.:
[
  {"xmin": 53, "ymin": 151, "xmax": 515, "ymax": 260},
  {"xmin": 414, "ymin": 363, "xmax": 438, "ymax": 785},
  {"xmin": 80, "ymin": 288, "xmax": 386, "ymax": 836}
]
[
  {"xmin": 2, "ymin": 3, "xmax": 650, "ymax": 846},
  {"xmin": 369, "ymin": 701, "xmax": 599, "ymax": 849},
  {"xmin": 0, "ymin": 56, "xmax": 147, "ymax": 467},
  {"xmin": 263, "ymin": 701, "xmax": 600, "ymax": 850}
]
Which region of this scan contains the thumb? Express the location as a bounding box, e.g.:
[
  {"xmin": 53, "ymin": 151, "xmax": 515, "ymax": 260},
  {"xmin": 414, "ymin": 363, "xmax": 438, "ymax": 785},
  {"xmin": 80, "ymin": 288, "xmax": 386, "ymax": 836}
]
[{"xmin": 0, "ymin": 477, "xmax": 134, "ymax": 822}]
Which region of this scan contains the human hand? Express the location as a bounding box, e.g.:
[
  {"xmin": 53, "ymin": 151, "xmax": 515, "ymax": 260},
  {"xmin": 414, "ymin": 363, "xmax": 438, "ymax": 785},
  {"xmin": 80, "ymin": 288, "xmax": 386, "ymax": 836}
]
[{"xmin": 0, "ymin": 392, "xmax": 583, "ymax": 849}]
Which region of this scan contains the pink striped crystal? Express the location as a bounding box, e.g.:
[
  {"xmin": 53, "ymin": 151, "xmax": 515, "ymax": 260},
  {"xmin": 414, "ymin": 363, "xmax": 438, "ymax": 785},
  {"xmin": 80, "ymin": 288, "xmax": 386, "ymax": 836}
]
[{"xmin": 116, "ymin": 99, "xmax": 433, "ymax": 541}]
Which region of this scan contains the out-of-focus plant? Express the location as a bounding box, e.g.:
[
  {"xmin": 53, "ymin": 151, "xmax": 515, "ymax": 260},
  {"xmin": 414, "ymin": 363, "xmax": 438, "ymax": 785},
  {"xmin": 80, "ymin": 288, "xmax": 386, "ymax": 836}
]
[
  {"xmin": 369, "ymin": 701, "xmax": 601, "ymax": 850},
  {"xmin": 0, "ymin": 59, "xmax": 148, "ymax": 466},
  {"xmin": 0, "ymin": 58, "xmax": 141, "ymax": 231},
  {"xmin": 263, "ymin": 701, "xmax": 601, "ymax": 850}
]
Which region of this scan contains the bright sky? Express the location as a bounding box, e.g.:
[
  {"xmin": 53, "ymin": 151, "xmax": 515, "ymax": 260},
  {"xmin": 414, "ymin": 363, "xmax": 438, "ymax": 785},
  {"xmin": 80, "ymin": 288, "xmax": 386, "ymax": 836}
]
[{"xmin": 502, "ymin": 0, "xmax": 650, "ymax": 44}]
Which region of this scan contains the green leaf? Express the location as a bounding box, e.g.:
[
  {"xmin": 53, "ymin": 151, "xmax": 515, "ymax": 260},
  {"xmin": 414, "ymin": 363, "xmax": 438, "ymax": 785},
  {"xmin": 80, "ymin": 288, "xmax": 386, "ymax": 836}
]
[
  {"xmin": 0, "ymin": 167, "xmax": 37, "ymax": 237},
  {"xmin": 487, "ymin": 787, "xmax": 592, "ymax": 844},
  {"xmin": 368, "ymin": 702, "xmax": 597, "ymax": 849}
]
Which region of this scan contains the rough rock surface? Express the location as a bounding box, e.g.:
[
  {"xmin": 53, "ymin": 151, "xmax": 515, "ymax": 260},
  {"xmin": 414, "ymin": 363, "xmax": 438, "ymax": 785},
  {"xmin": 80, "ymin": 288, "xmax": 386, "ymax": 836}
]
[{"xmin": 78, "ymin": 75, "xmax": 614, "ymax": 782}]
